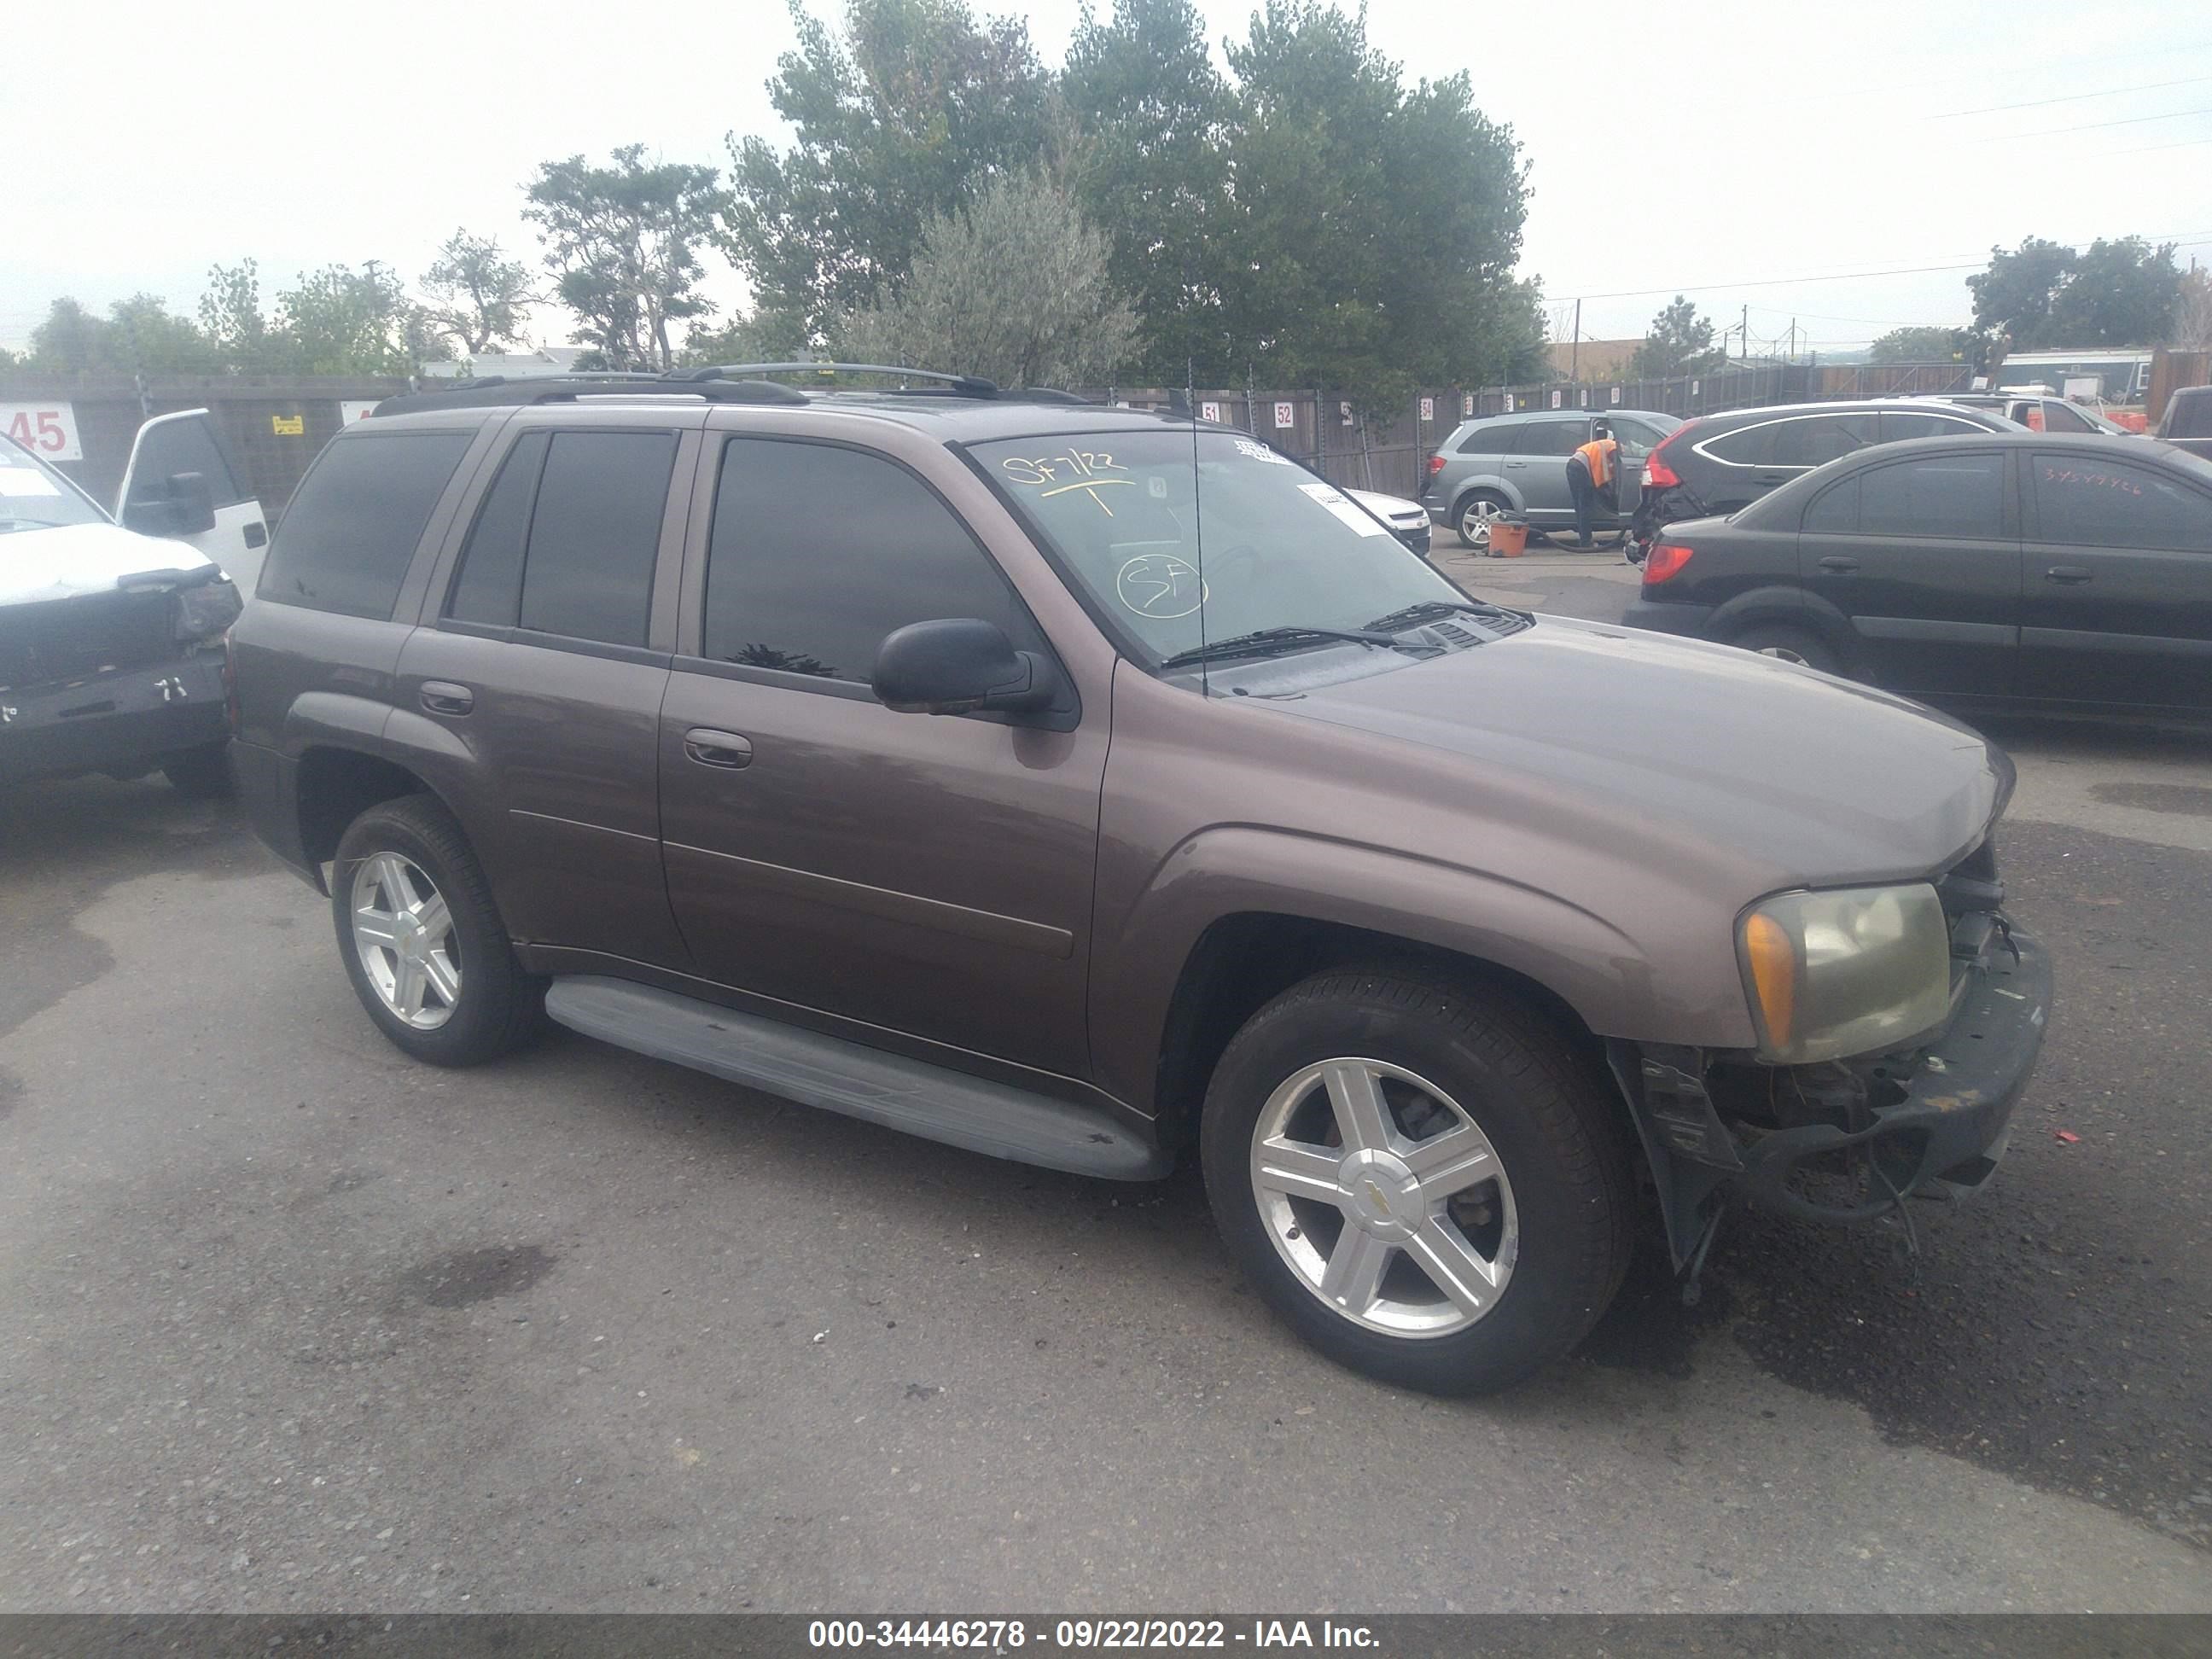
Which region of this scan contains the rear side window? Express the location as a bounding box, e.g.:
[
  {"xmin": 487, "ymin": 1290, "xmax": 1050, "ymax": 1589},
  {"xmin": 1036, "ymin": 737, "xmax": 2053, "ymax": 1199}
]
[
  {"xmin": 2029, "ymin": 456, "xmax": 2212, "ymax": 551},
  {"xmin": 701, "ymin": 438, "xmax": 1025, "ymax": 684},
  {"xmin": 1765, "ymin": 413, "xmax": 1878, "ymax": 469},
  {"xmin": 1454, "ymin": 422, "xmax": 1506, "ymax": 454},
  {"xmin": 1513, "ymin": 420, "xmax": 1587, "ymax": 457},
  {"xmin": 446, "ymin": 431, "xmax": 549, "ymax": 626},
  {"xmin": 1858, "ymin": 454, "xmax": 2006, "ymax": 540},
  {"xmin": 1702, "ymin": 421, "xmax": 1778, "ymax": 466},
  {"xmin": 1802, "ymin": 476, "xmax": 1859, "ymax": 534},
  {"xmin": 260, "ymin": 432, "xmax": 471, "ymax": 617},
  {"xmin": 1878, "ymin": 410, "xmax": 1986, "ymax": 443},
  {"xmin": 2041, "ymin": 401, "xmax": 2098, "ymax": 434},
  {"xmin": 2163, "ymin": 390, "xmax": 2212, "ymax": 439}
]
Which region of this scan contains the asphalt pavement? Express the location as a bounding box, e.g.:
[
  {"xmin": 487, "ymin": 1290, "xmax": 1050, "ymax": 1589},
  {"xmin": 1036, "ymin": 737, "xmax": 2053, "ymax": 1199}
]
[{"xmin": 3, "ymin": 565, "xmax": 2209, "ymax": 1612}]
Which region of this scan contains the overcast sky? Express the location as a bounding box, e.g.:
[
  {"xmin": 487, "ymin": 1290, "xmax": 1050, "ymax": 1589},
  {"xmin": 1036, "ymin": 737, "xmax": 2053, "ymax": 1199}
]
[{"xmin": 9, "ymin": 0, "xmax": 2210, "ymax": 358}]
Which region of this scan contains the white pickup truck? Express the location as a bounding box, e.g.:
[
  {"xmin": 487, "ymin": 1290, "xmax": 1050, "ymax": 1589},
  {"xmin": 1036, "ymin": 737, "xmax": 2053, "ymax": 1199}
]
[{"xmin": 2, "ymin": 410, "xmax": 268, "ymax": 792}]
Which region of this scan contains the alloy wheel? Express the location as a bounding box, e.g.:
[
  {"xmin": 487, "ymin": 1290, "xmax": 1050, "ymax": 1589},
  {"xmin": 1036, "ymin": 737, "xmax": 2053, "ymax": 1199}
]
[
  {"xmin": 350, "ymin": 852, "xmax": 462, "ymax": 1030},
  {"xmin": 1458, "ymin": 498, "xmax": 1502, "ymax": 547},
  {"xmin": 1249, "ymin": 1058, "xmax": 1517, "ymax": 1338}
]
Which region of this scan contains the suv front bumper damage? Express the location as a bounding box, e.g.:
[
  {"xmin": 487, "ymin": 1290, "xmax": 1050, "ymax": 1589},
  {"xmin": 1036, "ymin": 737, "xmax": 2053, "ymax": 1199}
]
[{"xmin": 1611, "ymin": 920, "xmax": 2052, "ymax": 1265}]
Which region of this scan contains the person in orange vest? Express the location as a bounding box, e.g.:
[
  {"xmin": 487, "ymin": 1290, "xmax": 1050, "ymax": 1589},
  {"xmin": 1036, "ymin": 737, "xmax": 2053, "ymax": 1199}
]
[{"xmin": 1566, "ymin": 421, "xmax": 1620, "ymax": 550}]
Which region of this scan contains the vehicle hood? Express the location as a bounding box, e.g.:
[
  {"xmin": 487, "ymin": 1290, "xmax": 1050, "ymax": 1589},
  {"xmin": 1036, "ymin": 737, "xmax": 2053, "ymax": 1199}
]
[
  {"xmin": 1278, "ymin": 615, "xmax": 2009, "ymax": 888},
  {"xmin": 1348, "ymin": 487, "xmax": 1423, "ymax": 518},
  {"xmin": 0, "ymin": 522, "xmax": 217, "ymax": 608}
]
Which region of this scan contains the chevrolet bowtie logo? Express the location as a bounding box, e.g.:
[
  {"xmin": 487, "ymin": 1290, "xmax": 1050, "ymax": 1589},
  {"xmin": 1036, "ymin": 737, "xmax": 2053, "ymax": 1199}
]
[{"xmin": 1362, "ymin": 1179, "xmax": 1393, "ymax": 1217}]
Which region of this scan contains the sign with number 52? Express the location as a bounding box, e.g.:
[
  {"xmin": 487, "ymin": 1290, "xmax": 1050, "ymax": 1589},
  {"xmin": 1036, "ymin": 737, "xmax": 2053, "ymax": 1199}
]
[{"xmin": 1, "ymin": 403, "xmax": 84, "ymax": 463}]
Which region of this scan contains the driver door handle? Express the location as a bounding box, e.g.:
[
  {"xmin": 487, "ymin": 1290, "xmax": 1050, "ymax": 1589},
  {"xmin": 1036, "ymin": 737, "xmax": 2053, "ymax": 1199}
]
[
  {"xmin": 1817, "ymin": 555, "xmax": 1860, "ymax": 573},
  {"xmin": 419, "ymin": 681, "xmax": 474, "ymax": 717},
  {"xmin": 2045, "ymin": 565, "xmax": 2093, "ymax": 585},
  {"xmin": 684, "ymin": 728, "xmax": 753, "ymax": 769}
]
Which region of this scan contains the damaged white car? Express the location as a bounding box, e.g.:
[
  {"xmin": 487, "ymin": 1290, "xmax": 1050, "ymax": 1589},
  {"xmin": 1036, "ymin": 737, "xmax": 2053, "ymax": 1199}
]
[{"xmin": 1, "ymin": 414, "xmax": 257, "ymax": 795}]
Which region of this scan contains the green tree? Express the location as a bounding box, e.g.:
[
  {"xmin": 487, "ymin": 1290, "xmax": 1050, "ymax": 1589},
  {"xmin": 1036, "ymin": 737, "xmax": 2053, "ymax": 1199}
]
[
  {"xmin": 2047, "ymin": 237, "xmax": 2180, "ymax": 346},
  {"xmin": 1869, "ymin": 324, "xmax": 1964, "ymax": 363},
  {"xmin": 1627, "ymin": 294, "xmax": 1722, "ymax": 378},
  {"xmin": 420, "ymin": 230, "xmax": 538, "ymax": 356},
  {"xmin": 832, "ymin": 171, "xmax": 1138, "ymax": 385},
  {"xmin": 274, "ymin": 264, "xmax": 408, "ymax": 374},
  {"xmin": 24, "ymin": 294, "xmax": 218, "ymax": 374},
  {"xmin": 526, "ymin": 144, "xmax": 722, "ymax": 371},
  {"xmin": 1206, "ymin": 2, "xmax": 1536, "ymax": 407},
  {"xmin": 1061, "ymin": 0, "xmax": 1231, "ymax": 381},
  {"xmin": 2174, "ymin": 267, "xmax": 2212, "ymax": 352},
  {"xmin": 198, "ymin": 259, "xmax": 277, "ymax": 371},
  {"xmin": 681, "ymin": 308, "xmax": 810, "ymax": 368},
  {"xmin": 1966, "ymin": 237, "xmax": 2075, "ymax": 350},
  {"xmin": 720, "ymin": 0, "xmax": 1054, "ymax": 346}
]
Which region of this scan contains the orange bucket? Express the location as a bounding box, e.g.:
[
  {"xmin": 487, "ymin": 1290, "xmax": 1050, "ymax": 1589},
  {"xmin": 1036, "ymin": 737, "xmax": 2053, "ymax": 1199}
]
[{"xmin": 1490, "ymin": 521, "xmax": 1528, "ymax": 557}]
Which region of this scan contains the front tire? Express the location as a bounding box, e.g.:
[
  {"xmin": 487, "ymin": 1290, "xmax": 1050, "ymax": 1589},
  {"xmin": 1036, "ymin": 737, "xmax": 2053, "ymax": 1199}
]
[
  {"xmin": 1200, "ymin": 965, "xmax": 1634, "ymax": 1394},
  {"xmin": 330, "ymin": 794, "xmax": 543, "ymax": 1067}
]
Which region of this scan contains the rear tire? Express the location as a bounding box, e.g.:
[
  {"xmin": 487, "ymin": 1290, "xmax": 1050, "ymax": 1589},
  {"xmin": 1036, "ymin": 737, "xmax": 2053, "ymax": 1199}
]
[
  {"xmin": 163, "ymin": 741, "xmax": 233, "ymax": 799},
  {"xmin": 1729, "ymin": 622, "xmax": 1841, "ymax": 674},
  {"xmin": 1454, "ymin": 492, "xmax": 1510, "ymax": 550},
  {"xmin": 1199, "ymin": 964, "xmax": 1635, "ymax": 1394},
  {"xmin": 330, "ymin": 794, "xmax": 543, "ymax": 1067}
]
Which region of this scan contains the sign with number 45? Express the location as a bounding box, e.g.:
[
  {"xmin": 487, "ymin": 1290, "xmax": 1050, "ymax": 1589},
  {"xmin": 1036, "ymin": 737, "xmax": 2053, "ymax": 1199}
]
[{"xmin": 1, "ymin": 403, "xmax": 84, "ymax": 463}]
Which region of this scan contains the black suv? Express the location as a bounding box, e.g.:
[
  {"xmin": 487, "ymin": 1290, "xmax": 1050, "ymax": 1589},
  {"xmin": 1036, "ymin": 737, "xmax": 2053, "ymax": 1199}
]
[
  {"xmin": 1622, "ymin": 431, "xmax": 2212, "ymax": 718},
  {"xmin": 1629, "ymin": 400, "xmax": 2019, "ymax": 559}
]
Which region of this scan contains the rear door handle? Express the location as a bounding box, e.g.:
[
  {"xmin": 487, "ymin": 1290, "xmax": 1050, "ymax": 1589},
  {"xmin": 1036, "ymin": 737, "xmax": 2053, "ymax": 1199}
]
[
  {"xmin": 2046, "ymin": 564, "xmax": 2093, "ymax": 585},
  {"xmin": 684, "ymin": 728, "xmax": 754, "ymax": 769},
  {"xmin": 420, "ymin": 681, "xmax": 474, "ymax": 717},
  {"xmin": 1817, "ymin": 555, "xmax": 1860, "ymax": 573}
]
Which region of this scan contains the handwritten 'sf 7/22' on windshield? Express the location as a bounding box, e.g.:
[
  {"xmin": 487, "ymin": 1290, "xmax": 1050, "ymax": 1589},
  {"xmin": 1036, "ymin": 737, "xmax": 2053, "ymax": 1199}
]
[{"xmin": 999, "ymin": 450, "xmax": 1132, "ymax": 515}]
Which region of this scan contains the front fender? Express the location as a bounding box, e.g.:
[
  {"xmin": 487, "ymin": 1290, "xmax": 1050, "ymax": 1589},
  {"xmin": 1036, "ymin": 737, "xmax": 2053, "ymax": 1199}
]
[{"xmin": 1090, "ymin": 825, "xmax": 1703, "ymax": 1115}]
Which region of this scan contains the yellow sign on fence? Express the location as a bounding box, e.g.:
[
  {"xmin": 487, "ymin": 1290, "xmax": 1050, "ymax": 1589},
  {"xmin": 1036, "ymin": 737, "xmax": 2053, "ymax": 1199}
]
[{"xmin": 271, "ymin": 414, "xmax": 305, "ymax": 436}]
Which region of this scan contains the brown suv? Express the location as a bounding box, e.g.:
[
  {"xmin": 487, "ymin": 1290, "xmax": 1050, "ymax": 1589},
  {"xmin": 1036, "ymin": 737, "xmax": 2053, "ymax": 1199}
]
[{"xmin": 229, "ymin": 366, "xmax": 2052, "ymax": 1394}]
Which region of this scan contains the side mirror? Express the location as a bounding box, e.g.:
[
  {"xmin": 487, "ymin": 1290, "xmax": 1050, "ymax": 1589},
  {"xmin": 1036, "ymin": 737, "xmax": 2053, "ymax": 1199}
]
[
  {"xmin": 120, "ymin": 471, "xmax": 217, "ymax": 538},
  {"xmin": 873, "ymin": 618, "xmax": 1052, "ymax": 717}
]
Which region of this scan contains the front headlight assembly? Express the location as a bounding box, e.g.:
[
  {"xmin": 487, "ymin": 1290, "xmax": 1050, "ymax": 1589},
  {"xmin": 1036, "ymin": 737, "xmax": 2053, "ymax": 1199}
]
[
  {"xmin": 172, "ymin": 575, "xmax": 243, "ymax": 643},
  {"xmin": 1738, "ymin": 883, "xmax": 1952, "ymax": 1065}
]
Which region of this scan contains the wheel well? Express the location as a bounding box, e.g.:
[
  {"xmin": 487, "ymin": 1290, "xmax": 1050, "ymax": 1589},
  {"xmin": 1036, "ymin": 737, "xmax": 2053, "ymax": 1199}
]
[
  {"xmin": 1151, "ymin": 913, "xmax": 1604, "ymax": 1150},
  {"xmin": 296, "ymin": 747, "xmax": 429, "ymax": 867},
  {"xmin": 1452, "ymin": 484, "xmax": 1510, "ymax": 521},
  {"xmin": 1714, "ymin": 589, "xmax": 1857, "ymax": 666}
]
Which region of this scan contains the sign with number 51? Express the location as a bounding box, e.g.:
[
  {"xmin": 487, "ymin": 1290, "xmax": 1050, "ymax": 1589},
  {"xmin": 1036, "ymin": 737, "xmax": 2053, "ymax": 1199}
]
[{"xmin": 1, "ymin": 403, "xmax": 84, "ymax": 463}]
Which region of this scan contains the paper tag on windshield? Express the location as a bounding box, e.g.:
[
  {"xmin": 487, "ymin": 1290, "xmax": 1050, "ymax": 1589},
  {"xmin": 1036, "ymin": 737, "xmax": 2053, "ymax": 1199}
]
[
  {"xmin": 0, "ymin": 469, "xmax": 63, "ymax": 498},
  {"xmin": 1297, "ymin": 481, "xmax": 1388, "ymax": 536}
]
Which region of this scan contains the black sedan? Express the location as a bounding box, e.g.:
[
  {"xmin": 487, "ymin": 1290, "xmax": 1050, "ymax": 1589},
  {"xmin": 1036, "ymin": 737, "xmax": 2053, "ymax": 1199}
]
[{"xmin": 1621, "ymin": 433, "xmax": 2212, "ymax": 718}]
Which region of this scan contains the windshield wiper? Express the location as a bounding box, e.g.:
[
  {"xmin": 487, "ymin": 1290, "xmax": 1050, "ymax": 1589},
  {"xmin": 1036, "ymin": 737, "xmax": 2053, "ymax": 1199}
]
[
  {"xmin": 1359, "ymin": 597, "xmax": 1528, "ymax": 632},
  {"xmin": 1158, "ymin": 625, "xmax": 1406, "ymax": 670}
]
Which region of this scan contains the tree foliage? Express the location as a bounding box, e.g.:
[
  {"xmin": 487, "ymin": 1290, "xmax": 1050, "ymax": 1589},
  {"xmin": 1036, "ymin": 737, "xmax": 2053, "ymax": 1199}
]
[
  {"xmin": 1627, "ymin": 295, "xmax": 1722, "ymax": 378},
  {"xmin": 421, "ymin": 230, "xmax": 538, "ymax": 357},
  {"xmin": 25, "ymin": 294, "xmax": 220, "ymax": 375},
  {"xmin": 526, "ymin": 144, "xmax": 722, "ymax": 371},
  {"xmin": 1869, "ymin": 324, "xmax": 1964, "ymax": 364},
  {"xmin": 722, "ymin": 0, "xmax": 1053, "ymax": 345},
  {"xmin": 2174, "ymin": 268, "xmax": 2212, "ymax": 352},
  {"xmin": 1968, "ymin": 236, "xmax": 2181, "ymax": 351},
  {"xmin": 833, "ymin": 171, "xmax": 1138, "ymax": 386}
]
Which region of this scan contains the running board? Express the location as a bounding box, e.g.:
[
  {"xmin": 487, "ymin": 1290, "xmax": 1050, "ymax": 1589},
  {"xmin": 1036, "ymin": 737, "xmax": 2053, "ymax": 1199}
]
[{"xmin": 544, "ymin": 975, "xmax": 1171, "ymax": 1181}]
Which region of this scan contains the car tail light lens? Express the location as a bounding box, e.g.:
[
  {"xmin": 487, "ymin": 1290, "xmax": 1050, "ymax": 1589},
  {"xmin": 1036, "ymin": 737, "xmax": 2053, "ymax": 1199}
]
[
  {"xmin": 1643, "ymin": 542, "xmax": 1694, "ymax": 584},
  {"xmin": 1642, "ymin": 420, "xmax": 1697, "ymax": 491},
  {"xmin": 1427, "ymin": 453, "xmax": 1447, "ymax": 476}
]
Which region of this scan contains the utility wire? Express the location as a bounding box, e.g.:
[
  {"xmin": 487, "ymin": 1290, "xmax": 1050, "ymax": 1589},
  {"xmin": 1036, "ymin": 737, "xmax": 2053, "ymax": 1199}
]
[
  {"xmin": 1975, "ymin": 104, "xmax": 2212, "ymax": 141},
  {"xmin": 1931, "ymin": 74, "xmax": 2212, "ymax": 118}
]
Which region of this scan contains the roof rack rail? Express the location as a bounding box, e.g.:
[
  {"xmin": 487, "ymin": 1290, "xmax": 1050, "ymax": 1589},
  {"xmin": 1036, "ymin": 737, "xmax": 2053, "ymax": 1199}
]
[
  {"xmin": 370, "ymin": 374, "xmax": 807, "ymax": 416},
  {"xmin": 690, "ymin": 362, "xmax": 1002, "ymax": 399}
]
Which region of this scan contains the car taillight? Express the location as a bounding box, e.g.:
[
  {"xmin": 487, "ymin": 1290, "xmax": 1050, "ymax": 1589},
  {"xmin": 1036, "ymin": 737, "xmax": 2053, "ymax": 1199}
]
[
  {"xmin": 1643, "ymin": 542, "xmax": 1694, "ymax": 584},
  {"xmin": 1643, "ymin": 421, "xmax": 1697, "ymax": 491},
  {"xmin": 1427, "ymin": 453, "xmax": 1447, "ymax": 476}
]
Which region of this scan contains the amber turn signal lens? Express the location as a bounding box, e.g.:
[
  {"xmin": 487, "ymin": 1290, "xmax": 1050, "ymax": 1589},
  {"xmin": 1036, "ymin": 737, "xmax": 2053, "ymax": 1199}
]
[{"xmin": 1743, "ymin": 911, "xmax": 1796, "ymax": 1051}]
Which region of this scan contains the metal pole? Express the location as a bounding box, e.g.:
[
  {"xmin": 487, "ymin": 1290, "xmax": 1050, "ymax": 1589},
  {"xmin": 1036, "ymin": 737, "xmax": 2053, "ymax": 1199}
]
[{"xmin": 1571, "ymin": 298, "xmax": 1581, "ymax": 381}]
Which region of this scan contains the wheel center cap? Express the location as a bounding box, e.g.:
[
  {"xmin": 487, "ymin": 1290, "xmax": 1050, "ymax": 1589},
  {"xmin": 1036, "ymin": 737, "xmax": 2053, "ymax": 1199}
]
[
  {"xmin": 1337, "ymin": 1149, "xmax": 1422, "ymax": 1241},
  {"xmin": 394, "ymin": 915, "xmax": 424, "ymax": 958}
]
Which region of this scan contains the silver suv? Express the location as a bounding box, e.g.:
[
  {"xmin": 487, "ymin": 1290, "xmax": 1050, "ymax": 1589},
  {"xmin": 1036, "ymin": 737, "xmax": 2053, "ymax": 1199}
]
[{"xmin": 1423, "ymin": 408, "xmax": 1679, "ymax": 548}]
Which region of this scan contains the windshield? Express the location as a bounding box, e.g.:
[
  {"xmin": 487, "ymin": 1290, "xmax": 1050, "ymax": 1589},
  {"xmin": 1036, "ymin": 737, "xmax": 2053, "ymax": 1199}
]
[
  {"xmin": 0, "ymin": 437, "xmax": 107, "ymax": 534},
  {"xmin": 971, "ymin": 429, "xmax": 1505, "ymax": 669}
]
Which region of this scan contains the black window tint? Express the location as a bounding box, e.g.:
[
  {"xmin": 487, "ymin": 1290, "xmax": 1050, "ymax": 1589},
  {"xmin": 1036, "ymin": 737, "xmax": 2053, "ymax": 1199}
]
[
  {"xmin": 517, "ymin": 431, "xmax": 676, "ymax": 648},
  {"xmin": 2031, "ymin": 456, "xmax": 2212, "ymax": 551},
  {"xmin": 1879, "ymin": 410, "xmax": 1984, "ymax": 443},
  {"xmin": 129, "ymin": 415, "xmax": 243, "ymax": 507},
  {"xmin": 1858, "ymin": 454, "xmax": 2006, "ymax": 540},
  {"xmin": 1802, "ymin": 476, "xmax": 1858, "ymax": 533},
  {"xmin": 702, "ymin": 439, "xmax": 1022, "ymax": 683},
  {"xmin": 1457, "ymin": 422, "xmax": 1505, "ymax": 453},
  {"xmin": 1703, "ymin": 422, "xmax": 1776, "ymax": 466},
  {"xmin": 2040, "ymin": 401, "xmax": 2097, "ymax": 434},
  {"xmin": 1767, "ymin": 413, "xmax": 1879, "ymax": 469},
  {"xmin": 2165, "ymin": 389, "xmax": 2212, "ymax": 439},
  {"xmin": 259, "ymin": 432, "xmax": 471, "ymax": 617},
  {"xmin": 446, "ymin": 431, "xmax": 547, "ymax": 626},
  {"xmin": 1517, "ymin": 420, "xmax": 1587, "ymax": 457}
]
